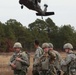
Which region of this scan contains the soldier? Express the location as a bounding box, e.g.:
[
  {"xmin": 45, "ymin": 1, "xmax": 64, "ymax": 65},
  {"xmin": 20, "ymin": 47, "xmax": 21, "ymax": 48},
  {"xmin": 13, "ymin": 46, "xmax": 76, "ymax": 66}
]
[
  {"xmin": 33, "ymin": 40, "xmax": 43, "ymax": 75},
  {"xmin": 9, "ymin": 42, "xmax": 30, "ymax": 75},
  {"xmin": 40, "ymin": 43, "xmax": 57, "ymax": 75},
  {"xmin": 61, "ymin": 43, "xmax": 76, "ymax": 75},
  {"xmin": 48, "ymin": 43, "xmax": 62, "ymax": 75}
]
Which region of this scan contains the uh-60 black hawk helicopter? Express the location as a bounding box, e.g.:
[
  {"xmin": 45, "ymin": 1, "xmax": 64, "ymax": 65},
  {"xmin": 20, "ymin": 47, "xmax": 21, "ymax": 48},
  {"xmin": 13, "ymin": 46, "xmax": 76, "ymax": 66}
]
[{"xmin": 19, "ymin": 0, "xmax": 55, "ymax": 16}]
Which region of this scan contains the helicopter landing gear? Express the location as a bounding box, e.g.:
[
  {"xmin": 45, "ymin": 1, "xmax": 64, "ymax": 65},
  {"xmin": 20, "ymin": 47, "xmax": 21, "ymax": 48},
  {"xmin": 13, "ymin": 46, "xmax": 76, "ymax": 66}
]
[{"xmin": 21, "ymin": 5, "xmax": 23, "ymax": 9}]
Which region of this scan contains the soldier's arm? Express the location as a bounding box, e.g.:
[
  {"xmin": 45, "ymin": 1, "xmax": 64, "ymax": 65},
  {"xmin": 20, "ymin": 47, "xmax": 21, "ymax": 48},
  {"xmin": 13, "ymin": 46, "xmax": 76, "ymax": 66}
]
[
  {"xmin": 61, "ymin": 55, "xmax": 72, "ymax": 65},
  {"xmin": 55, "ymin": 51, "xmax": 62, "ymax": 61},
  {"xmin": 33, "ymin": 49, "xmax": 41, "ymax": 66},
  {"xmin": 9, "ymin": 54, "xmax": 15, "ymax": 66},
  {"xmin": 35, "ymin": 49, "xmax": 40, "ymax": 58},
  {"xmin": 20, "ymin": 54, "xmax": 30, "ymax": 67}
]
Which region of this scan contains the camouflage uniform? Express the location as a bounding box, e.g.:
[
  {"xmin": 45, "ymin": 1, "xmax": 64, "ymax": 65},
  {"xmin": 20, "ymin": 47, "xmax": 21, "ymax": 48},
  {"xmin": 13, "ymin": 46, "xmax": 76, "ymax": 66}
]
[
  {"xmin": 61, "ymin": 43, "xmax": 76, "ymax": 75},
  {"xmin": 48, "ymin": 43, "xmax": 62, "ymax": 75},
  {"xmin": 53, "ymin": 51, "xmax": 62, "ymax": 75},
  {"xmin": 9, "ymin": 42, "xmax": 30, "ymax": 75},
  {"xmin": 39, "ymin": 43, "xmax": 57, "ymax": 75},
  {"xmin": 33, "ymin": 45, "xmax": 43, "ymax": 75}
]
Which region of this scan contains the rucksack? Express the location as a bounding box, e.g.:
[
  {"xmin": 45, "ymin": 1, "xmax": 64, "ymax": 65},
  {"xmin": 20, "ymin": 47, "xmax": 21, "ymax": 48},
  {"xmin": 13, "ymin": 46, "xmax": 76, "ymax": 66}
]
[{"xmin": 68, "ymin": 53, "xmax": 76, "ymax": 75}]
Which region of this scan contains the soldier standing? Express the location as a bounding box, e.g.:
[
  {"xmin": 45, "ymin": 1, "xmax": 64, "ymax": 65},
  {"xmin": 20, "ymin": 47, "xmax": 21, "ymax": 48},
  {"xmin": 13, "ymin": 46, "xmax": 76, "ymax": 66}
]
[
  {"xmin": 9, "ymin": 42, "xmax": 30, "ymax": 75},
  {"xmin": 39, "ymin": 43, "xmax": 57, "ymax": 75},
  {"xmin": 48, "ymin": 43, "xmax": 62, "ymax": 75},
  {"xmin": 61, "ymin": 43, "xmax": 76, "ymax": 75},
  {"xmin": 33, "ymin": 40, "xmax": 43, "ymax": 75}
]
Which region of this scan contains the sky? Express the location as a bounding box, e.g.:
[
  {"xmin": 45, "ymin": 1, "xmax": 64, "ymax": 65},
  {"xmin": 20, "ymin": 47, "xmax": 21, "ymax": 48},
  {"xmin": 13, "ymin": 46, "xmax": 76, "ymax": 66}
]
[{"xmin": 0, "ymin": 0, "xmax": 76, "ymax": 29}]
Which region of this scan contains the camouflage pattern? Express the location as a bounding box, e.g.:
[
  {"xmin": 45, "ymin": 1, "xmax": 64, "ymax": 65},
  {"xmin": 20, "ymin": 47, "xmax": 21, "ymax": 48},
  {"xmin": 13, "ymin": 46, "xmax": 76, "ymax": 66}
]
[
  {"xmin": 53, "ymin": 50, "xmax": 62, "ymax": 75},
  {"xmin": 48, "ymin": 50, "xmax": 56, "ymax": 62},
  {"xmin": 38, "ymin": 43, "xmax": 57, "ymax": 75},
  {"xmin": 61, "ymin": 51, "xmax": 76, "ymax": 75},
  {"xmin": 13, "ymin": 42, "xmax": 22, "ymax": 48},
  {"xmin": 48, "ymin": 43, "xmax": 62, "ymax": 75},
  {"xmin": 9, "ymin": 51, "xmax": 30, "ymax": 75},
  {"xmin": 38, "ymin": 52, "xmax": 50, "ymax": 75},
  {"xmin": 42, "ymin": 43, "xmax": 49, "ymax": 49},
  {"xmin": 33, "ymin": 46, "xmax": 43, "ymax": 66},
  {"xmin": 49, "ymin": 64, "xmax": 57, "ymax": 75},
  {"xmin": 33, "ymin": 46, "xmax": 43, "ymax": 75},
  {"xmin": 39, "ymin": 51, "xmax": 57, "ymax": 75},
  {"xmin": 63, "ymin": 43, "xmax": 73, "ymax": 49},
  {"xmin": 53, "ymin": 50, "xmax": 62, "ymax": 70},
  {"xmin": 40, "ymin": 53, "xmax": 49, "ymax": 70},
  {"xmin": 48, "ymin": 50, "xmax": 61, "ymax": 75},
  {"xmin": 48, "ymin": 43, "xmax": 53, "ymax": 48},
  {"xmin": 14, "ymin": 70, "xmax": 25, "ymax": 75}
]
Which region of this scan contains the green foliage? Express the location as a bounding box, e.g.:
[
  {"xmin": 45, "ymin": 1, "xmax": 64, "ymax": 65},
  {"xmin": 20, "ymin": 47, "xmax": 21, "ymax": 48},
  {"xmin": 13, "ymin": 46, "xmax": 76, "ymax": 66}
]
[
  {"xmin": 0, "ymin": 18, "xmax": 76, "ymax": 52},
  {"xmin": 57, "ymin": 25, "xmax": 74, "ymax": 49}
]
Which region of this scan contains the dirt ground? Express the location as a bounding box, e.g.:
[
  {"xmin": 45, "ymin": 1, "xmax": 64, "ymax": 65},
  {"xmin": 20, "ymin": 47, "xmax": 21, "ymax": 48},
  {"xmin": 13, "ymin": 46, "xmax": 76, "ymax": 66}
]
[{"xmin": 0, "ymin": 52, "xmax": 66, "ymax": 75}]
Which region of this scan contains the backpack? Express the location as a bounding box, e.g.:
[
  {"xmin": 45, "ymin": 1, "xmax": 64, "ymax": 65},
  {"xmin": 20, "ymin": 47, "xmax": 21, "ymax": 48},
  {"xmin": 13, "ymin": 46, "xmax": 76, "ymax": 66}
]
[{"xmin": 68, "ymin": 53, "xmax": 76, "ymax": 75}]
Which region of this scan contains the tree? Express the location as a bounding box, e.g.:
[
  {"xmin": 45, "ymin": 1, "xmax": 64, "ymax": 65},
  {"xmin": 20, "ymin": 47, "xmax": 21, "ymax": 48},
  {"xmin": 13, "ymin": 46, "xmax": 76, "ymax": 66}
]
[
  {"xmin": 5, "ymin": 19, "xmax": 32, "ymax": 50},
  {"xmin": 45, "ymin": 18, "xmax": 59, "ymax": 48},
  {"xmin": 0, "ymin": 22, "xmax": 6, "ymax": 52},
  {"xmin": 57, "ymin": 25, "xmax": 74, "ymax": 49},
  {"xmin": 28, "ymin": 19, "xmax": 50, "ymax": 45}
]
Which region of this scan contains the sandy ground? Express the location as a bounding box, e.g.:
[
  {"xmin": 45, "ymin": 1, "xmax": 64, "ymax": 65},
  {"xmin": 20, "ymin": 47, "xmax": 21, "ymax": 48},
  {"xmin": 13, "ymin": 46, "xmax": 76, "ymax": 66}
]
[{"xmin": 0, "ymin": 52, "xmax": 66, "ymax": 75}]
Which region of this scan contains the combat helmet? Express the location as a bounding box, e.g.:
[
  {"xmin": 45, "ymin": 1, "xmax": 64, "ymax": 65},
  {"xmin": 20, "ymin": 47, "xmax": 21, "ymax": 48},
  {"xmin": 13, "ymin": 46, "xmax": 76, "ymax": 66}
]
[
  {"xmin": 42, "ymin": 43, "xmax": 49, "ymax": 49},
  {"xmin": 48, "ymin": 43, "xmax": 53, "ymax": 48},
  {"xmin": 63, "ymin": 43, "xmax": 73, "ymax": 49},
  {"xmin": 13, "ymin": 42, "xmax": 22, "ymax": 48}
]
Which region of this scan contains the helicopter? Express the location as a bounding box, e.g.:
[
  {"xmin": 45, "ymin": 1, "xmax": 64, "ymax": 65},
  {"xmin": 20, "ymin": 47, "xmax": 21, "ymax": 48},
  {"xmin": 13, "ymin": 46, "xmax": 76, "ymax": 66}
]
[{"xmin": 19, "ymin": 0, "xmax": 55, "ymax": 16}]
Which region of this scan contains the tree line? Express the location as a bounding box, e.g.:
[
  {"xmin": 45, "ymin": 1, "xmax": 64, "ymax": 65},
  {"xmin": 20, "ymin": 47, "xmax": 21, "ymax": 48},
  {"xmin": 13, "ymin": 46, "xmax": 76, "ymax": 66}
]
[{"xmin": 0, "ymin": 18, "xmax": 76, "ymax": 52}]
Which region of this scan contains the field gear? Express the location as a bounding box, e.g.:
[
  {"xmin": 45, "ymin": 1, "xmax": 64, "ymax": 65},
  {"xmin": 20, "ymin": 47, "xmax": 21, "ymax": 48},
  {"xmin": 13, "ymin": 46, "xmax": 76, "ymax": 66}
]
[
  {"xmin": 39, "ymin": 70, "xmax": 51, "ymax": 75},
  {"xmin": 14, "ymin": 70, "xmax": 25, "ymax": 75},
  {"xmin": 61, "ymin": 51, "xmax": 76, "ymax": 75},
  {"xmin": 48, "ymin": 49, "xmax": 62, "ymax": 75},
  {"xmin": 42, "ymin": 43, "xmax": 49, "ymax": 49},
  {"xmin": 33, "ymin": 46, "xmax": 43, "ymax": 75},
  {"xmin": 48, "ymin": 50, "xmax": 56, "ymax": 62},
  {"xmin": 54, "ymin": 51, "xmax": 62, "ymax": 75},
  {"xmin": 48, "ymin": 42, "xmax": 62, "ymax": 75},
  {"xmin": 41, "ymin": 56, "xmax": 49, "ymax": 70},
  {"xmin": 39, "ymin": 67, "xmax": 57, "ymax": 75},
  {"xmin": 32, "ymin": 70, "xmax": 39, "ymax": 75},
  {"xmin": 13, "ymin": 42, "xmax": 22, "ymax": 48},
  {"xmin": 49, "ymin": 64, "xmax": 57, "ymax": 75},
  {"xmin": 48, "ymin": 43, "xmax": 53, "ymax": 48},
  {"xmin": 9, "ymin": 51, "xmax": 30, "ymax": 75},
  {"xmin": 67, "ymin": 53, "xmax": 76, "ymax": 75},
  {"xmin": 33, "ymin": 46, "xmax": 43, "ymax": 66},
  {"xmin": 63, "ymin": 43, "xmax": 73, "ymax": 49},
  {"xmin": 48, "ymin": 50, "xmax": 61, "ymax": 75},
  {"xmin": 38, "ymin": 52, "xmax": 57, "ymax": 75}
]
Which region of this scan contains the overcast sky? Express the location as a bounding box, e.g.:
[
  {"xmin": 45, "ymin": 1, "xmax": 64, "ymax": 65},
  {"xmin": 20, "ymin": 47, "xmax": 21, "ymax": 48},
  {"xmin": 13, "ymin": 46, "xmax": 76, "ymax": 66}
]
[{"xmin": 0, "ymin": 0, "xmax": 76, "ymax": 29}]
